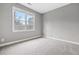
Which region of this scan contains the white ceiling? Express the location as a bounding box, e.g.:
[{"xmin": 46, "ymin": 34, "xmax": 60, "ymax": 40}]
[{"xmin": 21, "ymin": 3, "xmax": 70, "ymax": 14}]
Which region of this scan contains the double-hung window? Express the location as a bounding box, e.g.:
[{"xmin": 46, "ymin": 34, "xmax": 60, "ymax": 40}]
[{"xmin": 12, "ymin": 7, "xmax": 35, "ymax": 32}]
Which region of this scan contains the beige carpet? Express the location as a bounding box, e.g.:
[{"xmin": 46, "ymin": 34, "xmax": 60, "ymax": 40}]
[{"xmin": 0, "ymin": 38, "xmax": 79, "ymax": 55}]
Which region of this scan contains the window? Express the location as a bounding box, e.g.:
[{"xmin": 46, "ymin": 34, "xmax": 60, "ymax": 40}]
[{"xmin": 12, "ymin": 7, "xmax": 35, "ymax": 32}]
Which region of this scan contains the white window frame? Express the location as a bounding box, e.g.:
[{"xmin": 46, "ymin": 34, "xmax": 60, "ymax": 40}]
[{"xmin": 12, "ymin": 6, "xmax": 35, "ymax": 32}]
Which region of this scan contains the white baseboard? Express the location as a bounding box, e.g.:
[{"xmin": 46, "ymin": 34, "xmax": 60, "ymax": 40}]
[
  {"xmin": 0, "ymin": 35, "xmax": 42, "ymax": 47},
  {"xmin": 45, "ymin": 36, "xmax": 79, "ymax": 46}
]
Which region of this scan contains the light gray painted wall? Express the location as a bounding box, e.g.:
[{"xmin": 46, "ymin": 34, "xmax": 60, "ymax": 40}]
[
  {"xmin": 43, "ymin": 3, "xmax": 79, "ymax": 43},
  {"xmin": 0, "ymin": 4, "xmax": 2, "ymax": 38},
  {"xmin": 0, "ymin": 3, "xmax": 43, "ymax": 44}
]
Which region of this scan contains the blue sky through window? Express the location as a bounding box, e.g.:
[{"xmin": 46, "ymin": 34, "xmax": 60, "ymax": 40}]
[
  {"xmin": 15, "ymin": 10, "xmax": 33, "ymax": 25},
  {"xmin": 15, "ymin": 11, "xmax": 26, "ymax": 25},
  {"xmin": 15, "ymin": 11, "xmax": 26, "ymax": 21}
]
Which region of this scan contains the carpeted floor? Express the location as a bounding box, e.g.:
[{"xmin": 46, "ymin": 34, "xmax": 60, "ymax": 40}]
[{"xmin": 0, "ymin": 38, "xmax": 79, "ymax": 55}]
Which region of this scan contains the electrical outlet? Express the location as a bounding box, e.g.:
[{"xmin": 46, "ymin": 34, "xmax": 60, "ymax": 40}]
[{"xmin": 1, "ymin": 38, "xmax": 5, "ymax": 42}]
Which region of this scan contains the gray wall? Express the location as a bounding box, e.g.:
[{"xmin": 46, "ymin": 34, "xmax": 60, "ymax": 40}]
[
  {"xmin": 0, "ymin": 3, "xmax": 43, "ymax": 44},
  {"xmin": 43, "ymin": 3, "xmax": 79, "ymax": 43},
  {"xmin": 0, "ymin": 4, "xmax": 2, "ymax": 38}
]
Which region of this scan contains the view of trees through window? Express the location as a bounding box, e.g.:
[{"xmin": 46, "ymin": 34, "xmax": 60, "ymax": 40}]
[{"xmin": 13, "ymin": 7, "xmax": 35, "ymax": 32}]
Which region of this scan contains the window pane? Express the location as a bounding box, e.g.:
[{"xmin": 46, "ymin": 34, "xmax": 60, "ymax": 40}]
[
  {"xmin": 26, "ymin": 25, "xmax": 33, "ymax": 30},
  {"xmin": 26, "ymin": 14, "xmax": 33, "ymax": 25},
  {"xmin": 13, "ymin": 7, "xmax": 35, "ymax": 32},
  {"xmin": 15, "ymin": 11, "xmax": 26, "ymax": 26},
  {"xmin": 15, "ymin": 25, "xmax": 26, "ymax": 30}
]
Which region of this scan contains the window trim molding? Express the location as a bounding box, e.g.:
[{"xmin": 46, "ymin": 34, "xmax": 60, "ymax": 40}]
[{"xmin": 12, "ymin": 6, "xmax": 35, "ymax": 32}]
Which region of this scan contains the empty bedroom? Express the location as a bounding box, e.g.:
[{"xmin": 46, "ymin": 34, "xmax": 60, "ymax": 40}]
[{"xmin": 0, "ymin": 3, "xmax": 79, "ymax": 55}]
